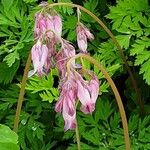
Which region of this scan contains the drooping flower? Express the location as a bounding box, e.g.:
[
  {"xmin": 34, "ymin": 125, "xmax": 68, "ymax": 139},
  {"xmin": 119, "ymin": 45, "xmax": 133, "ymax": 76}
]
[
  {"xmin": 30, "ymin": 11, "xmax": 63, "ymax": 77},
  {"xmin": 34, "ymin": 12, "xmax": 62, "ymax": 40},
  {"xmin": 75, "ymin": 71, "xmax": 99, "ymax": 114},
  {"xmin": 53, "ymin": 15, "xmax": 62, "ymax": 37},
  {"xmin": 55, "ymin": 76, "xmax": 77, "ymax": 131},
  {"xmin": 34, "ymin": 13, "xmax": 48, "ymax": 39},
  {"xmin": 56, "ymin": 40, "xmax": 76, "ymax": 77},
  {"xmin": 76, "ymin": 23, "xmax": 94, "ymax": 53},
  {"xmin": 28, "ymin": 39, "xmax": 48, "ymax": 77}
]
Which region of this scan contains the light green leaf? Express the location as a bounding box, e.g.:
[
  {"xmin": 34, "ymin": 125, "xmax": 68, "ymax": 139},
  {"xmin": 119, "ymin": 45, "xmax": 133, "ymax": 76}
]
[
  {"xmin": 116, "ymin": 35, "xmax": 131, "ymax": 49},
  {"xmin": 139, "ymin": 59, "xmax": 150, "ymax": 85},
  {"xmin": 0, "ymin": 61, "xmax": 19, "ymax": 84},
  {"xmin": 3, "ymin": 50, "xmax": 19, "ymax": 67},
  {"xmin": 0, "ymin": 124, "xmax": 19, "ymax": 150},
  {"xmin": 135, "ymin": 51, "xmax": 150, "ymax": 65},
  {"xmin": 1, "ymin": 0, "xmax": 14, "ymax": 11}
]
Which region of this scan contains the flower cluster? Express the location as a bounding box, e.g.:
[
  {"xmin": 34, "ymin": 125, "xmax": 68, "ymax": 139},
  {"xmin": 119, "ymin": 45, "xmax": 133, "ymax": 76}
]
[
  {"xmin": 55, "ymin": 71, "xmax": 99, "ymax": 131},
  {"xmin": 30, "ymin": 5, "xmax": 99, "ymax": 131}
]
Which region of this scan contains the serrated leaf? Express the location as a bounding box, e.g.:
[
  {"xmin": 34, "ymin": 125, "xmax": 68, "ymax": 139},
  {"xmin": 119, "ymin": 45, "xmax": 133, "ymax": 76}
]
[
  {"xmin": 23, "ymin": 0, "xmax": 37, "ymax": 3},
  {"xmin": 0, "ymin": 14, "xmax": 19, "ymax": 28},
  {"xmin": 128, "ymin": 115, "xmax": 139, "ymax": 133},
  {"xmin": 0, "ymin": 31, "xmax": 9, "ymax": 37},
  {"xmin": 116, "ymin": 35, "xmax": 131, "ymax": 49},
  {"xmin": 82, "ymin": 131, "xmax": 99, "ymax": 145},
  {"xmin": 135, "ymin": 51, "xmax": 150, "ymax": 65},
  {"xmin": 139, "ymin": 59, "xmax": 150, "ymax": 85},
  {"xmin": 110, "ymin": 112, "xmax": 120, "ymax": 129},
  {"xmin": 39, "ymin": 89, "xmax": 58, "ymax": 103},
  {"xmin": 3, "ymin": 50, "xmax": 19, "ymax": 67},
  {"xmin": 95, "ymin": 100, "xmax": 114, "ymax": 121},
  {"xmin": 0, "ymin": 61, "xmax": 19, "ymax": 84},
  {"xmin": 1, "ymin": 0, "xmax": 14, "ymax": 11},
  {"xmin": 58, "ymin": 0, "xmax": 73, "ymax": 15}
]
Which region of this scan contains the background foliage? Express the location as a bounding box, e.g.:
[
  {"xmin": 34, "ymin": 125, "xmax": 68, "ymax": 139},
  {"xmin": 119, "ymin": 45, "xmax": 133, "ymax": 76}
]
[{"xmin": 0, "ymin": 0, "xmax": 150, "ymax": 149}]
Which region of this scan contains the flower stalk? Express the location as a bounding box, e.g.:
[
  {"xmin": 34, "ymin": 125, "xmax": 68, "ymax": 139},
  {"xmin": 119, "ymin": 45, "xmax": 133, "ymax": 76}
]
[
  {"xmin": 75, "ymin": 121, "xmax": 81, "ymax": 150},
  {"xmin": 48, "ymin": 2, "xmax": 144, "ymax": 115},
  {"xmin": 67, "ymin": 53, "xmax": 131, "ymax": 150},
  {"xmin": 13, "ymin": 53, "xmax": 31, "ymax": 132}
]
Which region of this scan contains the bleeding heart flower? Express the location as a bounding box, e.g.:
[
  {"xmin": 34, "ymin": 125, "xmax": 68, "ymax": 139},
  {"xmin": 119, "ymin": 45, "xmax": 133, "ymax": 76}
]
[
  {"xmin": 55, "ymin": 76, "xmax": 77, "ymax": 131},
  {"xmin": 34, "ymin": 12, "xmax": 62, "ymax": 40},
  {"xmin": 56, "ymin": 40, "xmax": 76, "ymax": 77},
  {"xmin": 76, "ymin": 23, "xmax": 94, "ymax": 53},
  {"xmin": 75, "ymin": 72, "xmax": 99, "ymax": 114},
  {"xmin": 28, "ymin": 39, "xmax": 48, "ymax": 77}
]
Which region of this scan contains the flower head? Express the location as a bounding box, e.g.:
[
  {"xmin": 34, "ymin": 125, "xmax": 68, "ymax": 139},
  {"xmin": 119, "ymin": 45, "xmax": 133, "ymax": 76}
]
[
  {"xmin": 55, "ymin": 76, "xmax": 77, "ymax": 131},
  {"xmin": 34, "ymin": 12, "xmax": 62, "ymax": 40},
  {"xmin": 28, "ymin": 39, "xmax": 48, "ymax": 77},
  {"xmin": 76, "ymin": 23, "xmax": 94, "ymax": 53},
  {"xmin": 75, "ymin": 71, "xmax": 99, "ymax": 114},
  {"xmin": 56, "ymin": 40, "xmax": 75, "ymax": 77}
]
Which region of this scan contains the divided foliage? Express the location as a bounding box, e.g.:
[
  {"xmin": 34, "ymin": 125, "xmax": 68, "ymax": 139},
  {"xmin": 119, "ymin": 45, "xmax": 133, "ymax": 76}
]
[
  {"xmin": 0, "ymin": 0, "xmax": 150, "ymax": 150},
  {"xmin": 0, "ymin": 0, "xmax": 34, "ymax": 84},
  {"xmin": 106, "ymin": 0, "xmax": 150, "ymax": 85}
]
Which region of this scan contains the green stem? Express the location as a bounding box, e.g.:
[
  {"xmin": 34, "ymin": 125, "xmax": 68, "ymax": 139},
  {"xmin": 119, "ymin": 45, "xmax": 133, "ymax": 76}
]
[
  {"xmin": 13, "ymin": 53, "xmax": 31, "ymax": 132},
  {"xmin": 75, "ymin": 101, "xmax": 81, "ymax": 150},
  {"xmin": 48, "ymin": 2, "xmax": 144, "ymax": 115},
  {"xmin": 75, "ymin": 120, "xmax": 81, "ymax": 150},
  {"xmin": 67, "ymin": 54, "xmax": 131, "ymax": 150}
]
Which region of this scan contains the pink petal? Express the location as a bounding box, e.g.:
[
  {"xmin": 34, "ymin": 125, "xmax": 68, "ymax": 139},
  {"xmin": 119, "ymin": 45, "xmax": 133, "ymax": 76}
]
[
  {"xmin": 76, "ymin": 23, "xmax": 94, "ymax": 53},
  {"xmin": 55, "ymin": 97, "xmax": 63, "ymax": 113},
  {"xmin": 80, "ymin": 103, "xmax": 95, "ymax": 114},
  {"xmin": 53, "ymin": 15, "xmax": 62, "ymax": 37},
  {"xmin": 88, "ymin": 76, "xmax": 99, "ymax": 103},
  {"xmin": 62, "ymin": 98, "xmax": 76, "ymax": 131}
]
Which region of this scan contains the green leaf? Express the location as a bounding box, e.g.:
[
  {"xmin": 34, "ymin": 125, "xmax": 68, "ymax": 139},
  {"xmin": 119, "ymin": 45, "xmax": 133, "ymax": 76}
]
[
  {"xmin": 128, "ymin": 115, "xmax": 139, "ymax": 132},
  {"xmin": 3, "ymin": 50, "xmax": 20, "ymax": 67},
  {"xmin": 58, "ymin": 0, "xmax": 73, "ymax": 15},
  {"xmin": 0, "ymin": 124, "xmax": 19, "ymax": 150},
  {"xmin": 82, "ymin": 131, "xmax": 99, "ymax": 146},
  {"xmin": 135, "ymin": 51, "xmax": 150, "ymax": 65},
  {"xmin": 116, "ymin": 35, "xmax": 131, "ymax": 49},
  {"xmin": 110, "ymin": 112, "xmax": 120, "ymax": 129},
  {"xmin": 0, "ymin": 61, "xmax": 19, "ymax": 84},
  {"xmin": 23, "ymin": 0, "xmax": 37, "ymax": 3},
  {"xmin": 39, "ymin": 89, "xmax": 58, "ymax": 103},
  {"xmin": 95, "ymin": 99, "xmax": 114, "ymax": 121},
  {"xmin": 1, "ymin": 0, "xmax": 14, "ymax": 11}
]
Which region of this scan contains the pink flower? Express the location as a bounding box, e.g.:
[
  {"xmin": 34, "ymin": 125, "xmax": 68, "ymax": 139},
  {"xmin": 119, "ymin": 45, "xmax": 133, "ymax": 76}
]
[
  {"xmin": 34, "ymin": 13, "xmax": 62, "ymax": 40},
  {"xmin": 53, "ymin": 15, "xmax": 62, "ymax": 37},
  {"xmin": 56, "ymin": 40, "xmax": 75, "ymax": 77},
  {"xmin": 76, "ymin": 23, "xmax": 94, "ymax": 53},
  {"xmin": 76, "ymin": 72, "xmax": 99, "ymax": 114},
  {"xmin": 28, "ymin": 40, "xmax": 48, "ymax": 77},
  {"xmin": 62, "ymin": 40, "xmax": 76, "ymax": 58},
  {"xmin": 34, "ymin": 13, "xmax": 48, "ymax": 39},
  {"xmin": 43, "ymin": 41, "xmax": 56, "ymax": 74},
  {"xmin": 55, "ymin": 76, "xmax": 77, "ymax": 131},
  {"xmin": 63, "ymin": 96, "xmax": 76, "ymax": 131},
  {"xmin": 88, "ymin": 76, "xmax": 99, "ymax": 104}
]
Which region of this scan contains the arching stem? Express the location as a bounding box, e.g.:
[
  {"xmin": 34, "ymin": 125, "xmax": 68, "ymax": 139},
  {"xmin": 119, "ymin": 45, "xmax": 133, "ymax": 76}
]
[
  {"xmin": 13, "ymin": 53, "xmax": 31, "ymax": 132},
  {"xmin": 67, "ymin": 53, "xmax": 131, "ymax": 150},
  {"xmin": 75, "ymin": 119, "xmax": 81, "ymax": 150},
  {"xmin": 48, "ymin": 2, "xmax": 144, "ymax": 115},
  {"xmin": 75, "ymin": 101, "xmax": 81, "ymax": 150}
]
